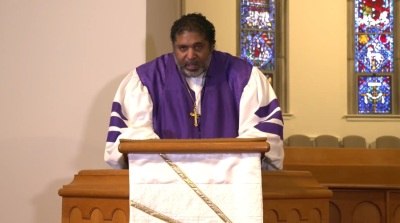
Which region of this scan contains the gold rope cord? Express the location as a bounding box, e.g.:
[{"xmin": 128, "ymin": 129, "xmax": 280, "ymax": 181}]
[
  {"xmin": 159, "ymin": 153, "xmax": 233, "ymax": 223},
  {"xmin": 130, "ymin": 200, "xmax": 183, "ymax": 223}
]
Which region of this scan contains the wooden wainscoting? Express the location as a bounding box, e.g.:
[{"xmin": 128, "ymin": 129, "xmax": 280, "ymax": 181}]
[{"xmin": 284, "ymin": 147, "xmax": 400, "ymax": 223}]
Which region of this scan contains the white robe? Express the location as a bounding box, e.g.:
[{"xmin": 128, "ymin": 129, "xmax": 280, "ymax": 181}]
[{"xmin": 104, "ymin": 66, "xmax": 284, "ymax": 170}]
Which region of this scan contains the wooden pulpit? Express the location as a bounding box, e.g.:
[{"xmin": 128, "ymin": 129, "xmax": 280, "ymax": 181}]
[
  {"xmin": 59, "ymin": 138, "xmax": 332, "ymax": 223},
  {"xmin": 122, "ymin": 138, "xmax": 269, "ymax": 222}
]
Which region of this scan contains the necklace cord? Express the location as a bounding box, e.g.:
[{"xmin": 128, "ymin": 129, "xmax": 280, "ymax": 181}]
[{"xmin": 178, "ymin": 69, "xmax": 207, "ymax": 127}]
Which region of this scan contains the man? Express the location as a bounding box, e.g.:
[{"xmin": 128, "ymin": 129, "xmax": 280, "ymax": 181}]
[{"xmin": 104, "ymin": 13, "xmax": 284, "ymax": 170}]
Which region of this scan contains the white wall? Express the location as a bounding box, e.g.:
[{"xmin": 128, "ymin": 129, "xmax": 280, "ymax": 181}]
[
  {"xmin": 184, "ymin": 0, "xmax": 237, "ymax": 55},
  {"xmin": 0, "ymin": 1, "xmax": 145, "ymax": 222},
  {"xmin": 146, "ymin": 0, "xmax": 182, "ymax": 61}
]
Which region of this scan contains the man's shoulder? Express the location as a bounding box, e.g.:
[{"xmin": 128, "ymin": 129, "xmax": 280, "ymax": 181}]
[
  {"xmin": 140, "ymin": 53, "xmax": 173, "ymax": 67},
  {"xmin": 136, "ymin": 53, "xmax": 174, "ymax": 75},
  {"xmin": 213, "ymin": 50, "xmax": 252, "ymax": 67}
]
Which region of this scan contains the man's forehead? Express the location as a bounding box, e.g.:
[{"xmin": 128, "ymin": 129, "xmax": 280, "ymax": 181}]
[{"xmin": 174, "ymin": 31, "xmax": 208, "ymax": 43}]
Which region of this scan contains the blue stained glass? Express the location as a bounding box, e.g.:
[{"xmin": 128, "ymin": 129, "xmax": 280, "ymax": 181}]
[
  {"xmin": 355, "ymin": 34, "xmax": 393, "ymax": 72},
  {"xmin": 358, "ymin": 76, "xmax": 391, "ymax": 114},
  {"xmin": 240, "ymin": 0, "xmax": 276, "ymax": 70},
  {"xmin": 354, "ymin": 0, "xmax": 394, "ymax": 73},
  {"xmin": 240, "ymin": 30, "xmax": 275, "ymax": 70},
  {"xmin": 241, "ymin": 0, "xmax": 275, "ymax": 30},
  {"xmin": 355, "ymin": 0, "xmax": 393, "ymax": 33}
]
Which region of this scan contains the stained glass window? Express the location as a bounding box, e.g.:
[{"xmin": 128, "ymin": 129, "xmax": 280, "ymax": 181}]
[
  {"xmin": 240, "ymin": 30, "xmax": 275, "ymax": 71},
  {"xmin": 240, "ymin": 0, "xmax": 276, "ymax": 81},
  {"xmin": 353, "ymin": 0, "xmax": 395, "ymax": 114},
  {"xmin": 358, "ymin": 75, "xmax": 391, "ymax": 114},
  {"xmin": 239, "ymin": 0, "xmax": 287, "ymax": 112}
]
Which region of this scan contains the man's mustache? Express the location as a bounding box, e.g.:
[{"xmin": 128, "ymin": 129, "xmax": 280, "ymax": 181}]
[{"xmin": 183, "ymin": 61, "xmax": 199, "ymax": 66}]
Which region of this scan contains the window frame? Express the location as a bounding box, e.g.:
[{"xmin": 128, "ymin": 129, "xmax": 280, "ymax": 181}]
[
  {"xmin": 237, "ymin": 0, "xmax": 289, "ymax": 114},
  {"xmin": 346, "ymin": 0, "xmax": 400, "ymax": 120}
]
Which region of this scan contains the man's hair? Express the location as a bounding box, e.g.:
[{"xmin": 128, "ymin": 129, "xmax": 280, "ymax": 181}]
[{"xmin": 170, "ymin": 13, "xmax": 216, "ymax": 49}]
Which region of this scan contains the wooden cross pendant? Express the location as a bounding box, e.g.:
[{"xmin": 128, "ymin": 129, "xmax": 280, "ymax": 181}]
[{"xmin": 190, "ymin": 105, "xmax": 201, "ymax": 127}]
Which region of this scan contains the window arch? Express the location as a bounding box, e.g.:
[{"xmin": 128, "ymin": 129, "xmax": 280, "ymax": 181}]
[
  {"xmin": 347, "ymin": 0, "xmax": 400, "ymax": 118},
  {"xmin": 238, "ymin": 0, "xmax": 288, "ymax": 113}
]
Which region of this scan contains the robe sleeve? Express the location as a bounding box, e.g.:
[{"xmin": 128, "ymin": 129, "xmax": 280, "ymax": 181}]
[
  {"xmin": 237, "ymin": 67, "xmax": 284, "ymax": 170},
  {"xmin": 104, "ymin": 69, "xmax": 160, "ymax": 169}
]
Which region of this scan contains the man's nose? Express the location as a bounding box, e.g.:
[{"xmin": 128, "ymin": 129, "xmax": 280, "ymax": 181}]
[{"xmin": 186, "ymin": 48, "xmax": 196, "ymax": 60}]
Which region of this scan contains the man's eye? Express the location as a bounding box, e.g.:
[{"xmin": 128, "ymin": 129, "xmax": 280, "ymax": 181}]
[
  {"xmin": 195, "ymin": 45, "xmax": 202, "ymax": 50},
  {"xmin": 179, "ymin": 46, "xmax": 187, "ymax": 51}
]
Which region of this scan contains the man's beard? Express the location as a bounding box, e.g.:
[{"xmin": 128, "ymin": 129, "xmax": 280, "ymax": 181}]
[
  {"xmin": 179, "ymin": 64, "xmax": 206, "ymax": 78},
  {"xmin": 175, "ymin": 55, "xmax": 211, "ymax": 78}
]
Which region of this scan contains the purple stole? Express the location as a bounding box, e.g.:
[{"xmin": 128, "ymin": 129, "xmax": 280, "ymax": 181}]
[{"xmin": 136, "ymin": 51, "xmax": 252, "ymax": 139}]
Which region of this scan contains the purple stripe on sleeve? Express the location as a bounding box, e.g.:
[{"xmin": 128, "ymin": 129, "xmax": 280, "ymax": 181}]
[
  {"xmin": 111, "ymin": 102, "xmax": 127, "ymax": 121},
  {"xmin": 109, "ymin": 116, "xmax": 128, "ymax": 128},
  {"xmin": 255, "ymin": 122, "xmax": 284, "ymax": 140},
  {"xmin": 107, "ymin": 131, "xmax": 121, "ymax": 142},
  {"xmin": 255, "ymin": 99, "xmax": 281, "ymax": 120},
  {"xmin": 268, "ymin": 110, "xmax": 283, "ymax": 122}
]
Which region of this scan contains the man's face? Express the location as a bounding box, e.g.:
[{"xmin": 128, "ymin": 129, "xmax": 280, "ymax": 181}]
[{"xmin": 173, "ymin": 31, "xmax": 213, "ymax": 78}]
